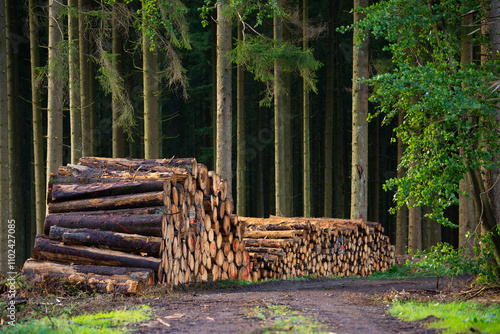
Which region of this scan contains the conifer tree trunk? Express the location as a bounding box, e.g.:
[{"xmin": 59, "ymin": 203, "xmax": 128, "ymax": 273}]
[
  {"xmin": 236, "ymin": 21, "xmax": 246, "ymax": 216},
  {"xmin": 274, "ymin": 11, "xmax": 286, "ymax": 216},
  {"xmin": 143, "ymin": 5, "xmax": 160, "ymax": 159},
  {"xmin": 0, "ymin": 0, "xmax": 10, "ymax": 274},
  {"xmin": 324, "ymin": 0, "xmax": 335, "ymax": 217},
  {"xmin": 350, "ymin": 0, "xmax": 369, "ymax": 220},
  {"xmin": 47, "ymin": 0, "xmax": 64, "ymax": 183},
  {"xmin": 29, "ymin": 0, "xmax": 45, "ymax": 234},
  {"xmin": 79, "ymin": 0, "xmax": 91, "ymax": 156},
  {"xmin": 69, "ymin": 0, "xmax": 81, "ymax": 164},
  {"xmin": 283, "ymin": 21, "xmax": 293, "ymax": 218},
  {"xmin": 211, "ymin": 16, "xmax": 217, "ymax": 168},
  {"xmin": 112, "ymin": 3, "xmax": 125, "ymax": 158},
  {"xmin": 216, "ymin": 0, "xmax": 232, "ymax": 200},
  {"xmin": 302, "ymin": 0, "xmax": 311, "ymax": 218},
  {"xmin": 6, "ymin": 0, "xmax": 25, "ymax": 262}
]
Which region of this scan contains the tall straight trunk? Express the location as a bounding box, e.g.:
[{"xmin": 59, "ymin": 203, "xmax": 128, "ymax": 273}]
[
  {"xmin": 283, "ymin": 16, "xmax": 293, "ymax": 217},
  {"xmin": 408, "ymin": 204, "xmax": 422, "ymax": 252},
  {"xmin": 112, "ymin": 3, "xmax": 125, "ymax": 158},
  {"xmin": 350, "ymin": 0, "xmax": 369, "ymax": 220},
  {"xmin": 47, "ymin": 0, "xmax": 64, "ymax": 183},
  {"xmin": 370, "ymin": 118, "xmax": 380, "ymax": 222},
  {"xmin": 211, "ymin": 15, "xmax": 217, "ymax": 169},
  {"xmin": 6, "ymin": 0, "xmax": 25, "ymax": 262},
  {"xmin": 459, "ymin": 11, "xmax": 475, "ymax": 255},
  {"xmin": 302, "ymin": 0, "xmax": 311, "ymax": 218},
  {"xmin": 143, "ymin": 8, "xmax": 160, "ymax": 159},
  {"xmin": 236, "ymin": 21, "xmax": 246, "ymax": 217},
  {"xmin": 0, "ymin": 0, "xmax": 9, "ymax": 274},
  {"xmin": 334, "ymin": 20, "xmax": 345, "ymax": 218},
  {"xmin": 69, "ymin": 0, "xmax": 81, "ymax": 164},
  {"xmin": 256, "ymin": 109, "xmax": 265, "ymax": 218},
  {"xmin": 395, "ymin": 112, "xmax": 408, "ymax": 254},
  {"xmin": 90, "ymin": 59, "xmax": 98, "ymax": 155},
  {"xmin": 324, "ymin": 0, "xmax": 335, "ymax": 218},
  {"xmin": 274, "ymin": 12, "xmax": 286, "ymax": 216},
  {"xmin": 80, "ymin": 0, "xmax": 91, "ymax": 156},
  {"xmin": 29, "ymin": 0, "xmax": 45, "ymax": 234},
  {"xmin": 216, "ymin": 0, "xmax": 232, "ymax": 201}
]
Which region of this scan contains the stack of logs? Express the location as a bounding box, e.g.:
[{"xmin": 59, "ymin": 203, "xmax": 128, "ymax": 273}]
[
  {"xmin": 23, "ymin": 157, "xmax": 252, "ymax": 293},
  {"xmin": 241, "ymin": 216, "xmax": 395, "ymax": 280},
  {"xmin": 22, "ymin": 157, "xmax": 396, "ymax": 294}
]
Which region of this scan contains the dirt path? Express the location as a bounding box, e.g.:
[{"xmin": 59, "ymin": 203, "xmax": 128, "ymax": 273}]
[{"xmin": 129, "ymin": 277, "xmax": 445, "ymax": 333}]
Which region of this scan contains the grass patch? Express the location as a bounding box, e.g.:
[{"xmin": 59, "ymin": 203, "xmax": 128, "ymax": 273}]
[
  {"xmin": 248, "ymin": 304, "xmax": 329, "ymax": 333},
  {"xmin": 389, "ymin": 300, "xmax": 500, "ymax": 333},
  {"xmin": 1, "ymin": 305, "xmax": 151, "ymax": 334}
]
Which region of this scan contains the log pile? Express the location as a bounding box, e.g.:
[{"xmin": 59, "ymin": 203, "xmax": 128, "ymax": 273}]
[
  {"xmin": 23, "ymin": 157, "xmax": 254, "ymax": 292},
  {"xmin": 240, "ymin": 216, "xmax": 395, "ymax": 280}
]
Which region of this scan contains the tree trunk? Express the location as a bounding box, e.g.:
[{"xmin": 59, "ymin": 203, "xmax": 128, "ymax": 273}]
[
  {"xmin": 216, "ymin": 0, "xmax": 232, "ymax": 201},
  {"xmin": 236, "ymin": 20, "xmax": 246, "ymax": 217},
  {"xmin": 112, "ymin": 3, "xmax": 126, "ymax": 158},
  {"xmin": 48, "ymin": 226, "xmax": 161, "ymax": 256},
  {"xmin": 79, "ymin": 0, "xmax": 91, "ymax": 156},
  {"xmin": 395, "ymin": 112, "xmax": 408, "ymax": 254},
  {"xmin": 69, "ymin": 0, "xmax": 81, "ymax": 164},
  {"xmin": 283, "ymin": 21, "xmax": 293, "ymax": 218},
  {"xmin": 324, "ymin": 0, "xmax": 335, "ymax": 218},
  {"xmin": 33, "ymin": 236, "xmax": 161, "ymax": 272},
  {"xmin": 29, "ymin": 0, "xmax": 45, "ymax": 235},
  {"xmin": 0, "ymin": 0, "xmax": 9, "ymax": 274},
  {"xmin": 143, "ymin": 5, "xmax": 160, "ymax": 159},
  {"xmin": 274, "ymin": 11, "xmax": 286, "ymax": 216},
  {"xmin": 302, "ymin": 0, "xmax": 311, "ymax": 218},
  {"xmin": 350, "ymin": 0, "xmax": 369, "ymax": 220},
  {"xmin": 47, "ymin": 0, "xmax": 64, "ymax": 185}
]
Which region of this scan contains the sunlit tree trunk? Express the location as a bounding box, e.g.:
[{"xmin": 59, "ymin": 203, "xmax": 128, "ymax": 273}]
[
  {"xmin": 395, "ymin": 113, "xmax": 408, "ymax": 254},
  {"xmin": 216, "ymin": 0, "xmax": 232, "ymax": 200},
  {"xmin": 236, "ymin": 21, "xmax": 246, "ymax": 217},
  {"xmin": 143, "ymin": 4, "xmax": 160, "ymax": 159},
  {"xmin": 69, "ymin": 0, "xmax": 81, "ymax": 164},
  {"xmin": 283, "ymin": 15, "xmax": 293, "ymax": 218},
  {"xmin": 350, "ymin": 0, "xmax": 369, "ymax": 220},
  {"xmin": 47, "ymin": 0, "xmax": 64, "ymax": 183},
  {"xmin": 29, "ymin": 0, "xmax": 45, "ymax": 235},
  {"xmin": 0, "ymin": 0, "xmax": 10, "ymax": 274},
  {"xmin": 274, "ymin": 10, "xmax": 286, "ymax": 216},
  {"xmin": 302, "ymin": 0, "xmax": 311, "ymax": 217}
]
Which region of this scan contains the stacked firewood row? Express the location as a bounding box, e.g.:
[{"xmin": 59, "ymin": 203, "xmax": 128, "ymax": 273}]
[
  {"xmin": 240, "ymin": 216, "xmax": 395, "ymax": 281},
  {"xmin": 23, "ymin": 157, "xmax": 255, "ymax": 292}
]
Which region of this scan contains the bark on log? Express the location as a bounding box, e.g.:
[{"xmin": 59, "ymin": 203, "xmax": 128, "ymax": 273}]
[
  {"xmin": 77, "ymin": 157, "xmax": 198, "ymax": 176},
  {"xmin": 48, "ymin": 191, "xmax": 164, "ymax": 213},
  {"xmin": 49, "ymin": 226, "xmax": 162, "ymax": 256},
  {"xmin": 50, "ymin": 180, "xmax": 165, "ymax": 202},
  {"xmin": 44, "ymin": 213, "xmax": 163, "ymax": 236},
  {"xmin": 33, "ymin": 236, "xmax": 161, "ymax": 271},
  {"xmin": 22, "ymin": 259, "xmax": 155, "ymax": 285}
]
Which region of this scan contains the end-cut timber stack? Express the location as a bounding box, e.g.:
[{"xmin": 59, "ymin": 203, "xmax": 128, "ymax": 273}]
[
  {"xmin": 240, "ymin": 216, "xmax": 395, "ymax": 281},
  {"xmin": 22, "ymin": 157, "xmax": 253, "ymax": 293}
]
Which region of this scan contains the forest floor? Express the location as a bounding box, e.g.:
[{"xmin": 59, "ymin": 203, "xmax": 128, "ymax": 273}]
[{"xmin": 3, "ymin": 274, "xmax": 497, "ymax": 333}]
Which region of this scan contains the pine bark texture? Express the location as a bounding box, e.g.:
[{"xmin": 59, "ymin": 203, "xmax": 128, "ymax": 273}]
[
  {"xmin": 216, "ymin": 0, "xmax": 232, "ymax": 201},
  {"xmin": 69, "ymin": 0, "xmax": 81, "ymax": 164},
  {"xmin": 79, "ymin": 0, "xmax": 91, "ymax": 156},
  {"xmin": 302, "ymin": 0, "xmax": 311, "ymax": 217},
  {"xmin": 236, "ymin": 21, "xmax": 246, "ymax": 217},
  {"xmin": 29, "ymin": 0, "xmax": 45, "ymax": 234},
  {"xmin": 47, "ymin": 0, "xmax": 64, "ymax": 185},
  {"xmin": 350, "ymin": 0, "xmax": 369, "ymax": 220}
]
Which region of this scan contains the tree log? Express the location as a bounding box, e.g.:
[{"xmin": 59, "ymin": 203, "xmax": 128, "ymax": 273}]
[
  {"xmin": 33, "ymin": 236, "xmax": 161, "ymax": 271},
  {"xmin": 49, "ymin": 226, "xmax": 161, "ymax": 256},
  {"xmin": 44, "ymin": 213, "xmax": 163, "ymax": 236},
  {"xmin": 243, "ymin": 230, "xmax": 304, "ymax": 239},
  {"xmin": 50, "ymin": 180, "xmax": 165, "ymax": 202},
  {"xmin": 48, "ymin": 191, "xmax": 165, "ymax": 213},
  {"xmin": 77, "ymin": 157, "xmax": 198, "ymax": 176},
  {"xmin": 243, "ymin": 238, "xmax": 291, "ymax": 248}
]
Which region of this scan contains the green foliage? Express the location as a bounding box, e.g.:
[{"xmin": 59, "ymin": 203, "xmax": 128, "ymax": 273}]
[
  {"xmin": 368, "ymin": 262, "xmax": 432, "ymax": 279},
  {"xmin": 344, "ymin": 0, "xmax": 500, "ymax": 227},
  {"xmin": 230, "ymin": 35, "xmax": 322, "ymax": 106},
  {"xmin": 410, "ymin": 230, "xmax": 499, "ymax": 281},
  {"xmin": 199, "ymin": 0, "xmax": 287, "ymax": 28},
  {"xmin": 389, "ymin": 300, "xmax": 500, "ymax": 333},
  {"xmin": 1, "ymin": 305, "xmax": 151, "ymax": 334}
]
